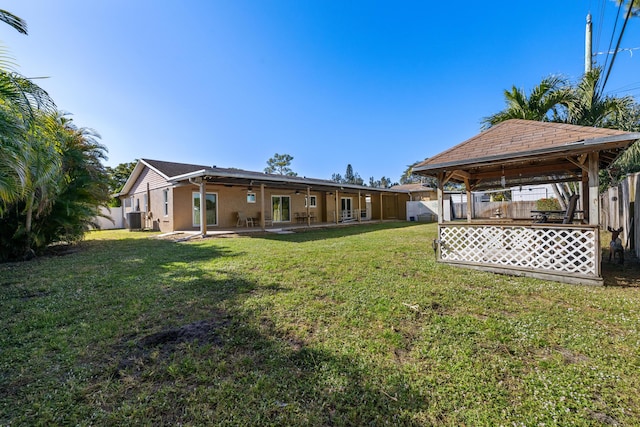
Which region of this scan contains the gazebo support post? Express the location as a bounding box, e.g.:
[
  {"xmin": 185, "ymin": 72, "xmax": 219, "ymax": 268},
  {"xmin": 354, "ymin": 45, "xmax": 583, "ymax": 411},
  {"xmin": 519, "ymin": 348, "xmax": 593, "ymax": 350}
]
[
  {"xmin": 464, "ymin": 178, "xmax": 472, "ymax": 222},
  {"xmin": 588, "ymin": 152, "xmax": 599, "ymax": 226},
  {"xmin": 437, "ymin": 173, "xmax": 444, "ymax": 224}
]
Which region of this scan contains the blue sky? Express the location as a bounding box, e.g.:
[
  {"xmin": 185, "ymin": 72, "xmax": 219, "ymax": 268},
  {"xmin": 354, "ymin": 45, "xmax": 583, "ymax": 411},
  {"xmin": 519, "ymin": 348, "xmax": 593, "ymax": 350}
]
[{"xmin": 3, "ymin": 1, "xmax": 640, "ymax": 182}]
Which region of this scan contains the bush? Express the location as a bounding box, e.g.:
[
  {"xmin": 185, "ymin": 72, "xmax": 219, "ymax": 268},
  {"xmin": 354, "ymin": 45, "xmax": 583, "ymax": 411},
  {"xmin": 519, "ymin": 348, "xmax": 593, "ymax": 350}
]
[{"xmin": 536, "ymin": 198, "xmax": 561, "ymax": 211}]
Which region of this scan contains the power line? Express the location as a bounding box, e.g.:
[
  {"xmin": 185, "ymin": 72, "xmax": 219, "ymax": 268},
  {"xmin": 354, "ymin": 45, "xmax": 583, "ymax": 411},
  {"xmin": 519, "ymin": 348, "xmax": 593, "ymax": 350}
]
[
  {"xmin": 600, "ymin": 0, "xmax": 623, "ymax": 83},
  {"xmin": 601, "ymin": 1, "xmax": 635, "ymax": 92},
  {"xmin": 594, "ymin": 0, "xmax": 607, "ymax": 59}
]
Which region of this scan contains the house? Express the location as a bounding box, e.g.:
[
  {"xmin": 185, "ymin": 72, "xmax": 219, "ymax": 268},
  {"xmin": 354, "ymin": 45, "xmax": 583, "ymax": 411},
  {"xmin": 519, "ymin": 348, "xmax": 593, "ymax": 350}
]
[{"xmin": 116, "ymin": 159, "xmax": 410, "ymax": 234}]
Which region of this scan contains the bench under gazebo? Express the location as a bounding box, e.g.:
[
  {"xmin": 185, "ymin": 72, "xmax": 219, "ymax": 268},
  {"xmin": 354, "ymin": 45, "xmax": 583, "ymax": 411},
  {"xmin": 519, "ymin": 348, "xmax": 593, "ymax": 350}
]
[{"xmin": 414, "ymin": 119, "xmax": 640, "ymax": 285}]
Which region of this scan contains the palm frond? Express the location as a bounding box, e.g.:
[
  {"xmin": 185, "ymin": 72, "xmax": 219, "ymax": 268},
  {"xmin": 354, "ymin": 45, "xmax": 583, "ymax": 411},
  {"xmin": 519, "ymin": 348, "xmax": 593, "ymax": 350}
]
[{"xmin": 0, "ymin": 9, "xmax": 27, "ymax": 34}]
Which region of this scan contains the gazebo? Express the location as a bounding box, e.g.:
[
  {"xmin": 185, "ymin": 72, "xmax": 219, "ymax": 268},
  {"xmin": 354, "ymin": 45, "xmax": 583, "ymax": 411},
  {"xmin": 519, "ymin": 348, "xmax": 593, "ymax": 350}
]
[{"xmin": 413, "ymin": 119, "xmax": 640, "ymax": 285}]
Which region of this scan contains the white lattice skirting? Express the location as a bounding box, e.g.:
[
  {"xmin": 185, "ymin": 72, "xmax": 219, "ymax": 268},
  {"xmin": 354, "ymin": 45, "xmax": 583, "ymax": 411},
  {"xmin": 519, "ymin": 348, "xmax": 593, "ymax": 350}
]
[{"xmin": 439, "ymin": 224, "xmax": 599, "ymax": 279}]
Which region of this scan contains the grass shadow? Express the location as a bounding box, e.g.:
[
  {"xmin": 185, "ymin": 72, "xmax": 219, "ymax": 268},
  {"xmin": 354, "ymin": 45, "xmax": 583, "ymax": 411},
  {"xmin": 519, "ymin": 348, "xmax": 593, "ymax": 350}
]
[
  {"xmin": 601, "ymin": 248, "xmax": 640, "ymax": 287},
  {"xmin": 253, "ymin": 220, "xmax": 424, "ymax": 243}
]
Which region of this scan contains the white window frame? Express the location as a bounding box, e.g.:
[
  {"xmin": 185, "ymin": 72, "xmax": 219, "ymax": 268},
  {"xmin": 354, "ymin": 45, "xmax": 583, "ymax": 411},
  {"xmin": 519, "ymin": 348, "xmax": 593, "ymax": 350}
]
[
  {"xmin": 192, "ymin": 192, "xmax": 218, "ymax": 227},
  {"xmin": 247, "ymin": 192, "xmax": 256, "ymax": 203},
  {"xmin": 305, "ymin": 195, "xmax": 317, "ymax": 208},
  {"xmin": 163, "ymin": 189, "xmax": 169, "ymax": 216}
]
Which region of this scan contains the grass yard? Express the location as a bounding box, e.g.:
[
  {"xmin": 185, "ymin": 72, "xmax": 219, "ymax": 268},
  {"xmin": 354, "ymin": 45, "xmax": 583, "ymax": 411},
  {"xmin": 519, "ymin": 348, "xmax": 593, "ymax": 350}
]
[{"xmin": 1, "ymin": 222, "xmax": 639, "ymax": 426}]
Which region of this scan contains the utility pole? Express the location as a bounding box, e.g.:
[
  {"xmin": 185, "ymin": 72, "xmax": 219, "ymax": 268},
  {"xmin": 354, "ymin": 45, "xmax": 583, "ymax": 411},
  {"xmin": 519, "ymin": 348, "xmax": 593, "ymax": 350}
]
[{"xmin": 585, "ymin": 12, "xmax": 592, "ymax": 73}]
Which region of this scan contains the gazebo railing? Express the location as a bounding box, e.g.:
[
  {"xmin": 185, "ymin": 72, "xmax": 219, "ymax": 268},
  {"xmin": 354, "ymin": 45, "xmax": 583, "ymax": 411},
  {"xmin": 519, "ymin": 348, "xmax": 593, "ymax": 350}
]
[{"xmin": 437, "ymin": 222, "xmax": 601, "ymax": 285}]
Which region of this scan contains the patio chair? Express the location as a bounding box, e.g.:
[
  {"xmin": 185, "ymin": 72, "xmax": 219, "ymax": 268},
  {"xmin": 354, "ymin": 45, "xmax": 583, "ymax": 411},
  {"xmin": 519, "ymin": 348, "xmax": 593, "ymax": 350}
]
[
  {"xmin": 236, "ymin": 211, "xmax": 253, "ymax": 227},
  {"xmin": 254, "ymin": 212, "xmax": 273, "ymax": 227}
]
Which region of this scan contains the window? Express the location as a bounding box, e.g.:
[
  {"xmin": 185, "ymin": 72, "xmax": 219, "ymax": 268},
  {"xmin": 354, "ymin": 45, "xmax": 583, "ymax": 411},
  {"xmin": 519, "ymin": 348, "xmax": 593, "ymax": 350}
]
[
  {"xmin": 163, "ymin": 189, "xmax": 169, "ymax": 216},
  {"xmin": 192, "ymin": 192, "xmax": 217, "ymax": 226},
  {"xmin": 247, "ymin": 192, "xmax": 256, "ymax": 203},
  {"xmin": 305, "ymin": 195, "xmax": 317, "ymax": 208}
]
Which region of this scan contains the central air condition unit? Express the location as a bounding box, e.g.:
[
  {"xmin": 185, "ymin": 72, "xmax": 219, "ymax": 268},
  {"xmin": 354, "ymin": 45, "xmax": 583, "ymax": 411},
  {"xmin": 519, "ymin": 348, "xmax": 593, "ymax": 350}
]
[{"xmin": 127, "ymin": 211, "xmax": 143, "ymax": 231}]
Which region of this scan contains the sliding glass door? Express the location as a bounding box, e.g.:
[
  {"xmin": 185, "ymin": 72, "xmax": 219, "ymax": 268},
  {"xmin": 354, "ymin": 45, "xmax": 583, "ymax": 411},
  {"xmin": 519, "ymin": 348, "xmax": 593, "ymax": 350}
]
[
  {"xmin": 192, "ymin": 192, "xmax": 217, "ymax": 226},
  {"xmin": 272, "ymin": 196, "xmax": 290, "ymax": 222}
]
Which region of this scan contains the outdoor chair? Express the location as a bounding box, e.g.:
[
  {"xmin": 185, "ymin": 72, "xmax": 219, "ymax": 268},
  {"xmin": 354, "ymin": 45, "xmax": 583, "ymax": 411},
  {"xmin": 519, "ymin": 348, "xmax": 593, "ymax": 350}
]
[
  {"xmin": 236, "ymin": 211, "xmax": 253, "ymax": 227},
  {"xmin": 254, "ymin": 212, "xmax": 273, "ymax": 227}
]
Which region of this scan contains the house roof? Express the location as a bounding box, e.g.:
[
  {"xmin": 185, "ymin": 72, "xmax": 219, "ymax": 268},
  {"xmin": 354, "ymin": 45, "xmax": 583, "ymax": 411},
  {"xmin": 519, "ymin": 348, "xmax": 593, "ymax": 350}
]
[
  {"xmin": 413, "ymin": 119, "xmax": 640, "ymax": 190},
  {"xmin": 143, "ymin": 159, "xmax": 211, "ymax": 179},
  {"xmin": 390, "ymin": 183, "xmax": 436, "ymax": 192},
  {"xmin": 118, "ymin": 159, "xmax": 408, "ymax": 196}
]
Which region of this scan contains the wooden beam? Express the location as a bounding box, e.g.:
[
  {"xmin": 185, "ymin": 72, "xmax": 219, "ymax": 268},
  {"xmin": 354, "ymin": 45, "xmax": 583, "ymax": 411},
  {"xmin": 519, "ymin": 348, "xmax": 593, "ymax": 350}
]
[
  {"xmin": 464, "ymin": 177, "xmax": 472, "ymax": 222},
  {"xmin": 588, "ymin": 152, "xmax": 599, "ymax": 226},
  {"xmin": 437, "ymin": 174, "xmax": 444, "ymax": 224},
  {"xmin": 473, "ymin": 162, "xmax": 582, "ymax": 180},
  {"xmin": 566, "ymin": 156, "xmax": 588, "ymax": 172}
]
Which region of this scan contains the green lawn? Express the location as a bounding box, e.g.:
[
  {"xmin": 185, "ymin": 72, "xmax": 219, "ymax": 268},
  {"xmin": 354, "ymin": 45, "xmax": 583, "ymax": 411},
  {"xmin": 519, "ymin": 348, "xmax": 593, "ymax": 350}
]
[{"xmin": 1, "ymin": 222, "xmax": 639, "ymax": 426}]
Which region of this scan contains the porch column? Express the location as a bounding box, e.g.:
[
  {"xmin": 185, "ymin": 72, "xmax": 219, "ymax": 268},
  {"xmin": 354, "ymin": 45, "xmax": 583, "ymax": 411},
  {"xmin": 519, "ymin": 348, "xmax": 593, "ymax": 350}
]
[
  {"xmin": 464, "ymin": 178, "xmax": 472, "ymax": 222},
  {"xmin": 588, "ymin": 152, "xmax": 600, "ymax": 225},
  {"xmin": 260, "ymin": 183, "xmax": 266, "ymax": 229},
  {"xmin": 358, "ymin": 190, "xmax": 362, "ymax": 222},
  {"xmin": 581, "ymin": 173, "xmax": 589, "ymax": 223},
  {"xmin": 307, "ymin": 187, "xmax": 311, "ymax": 226},
  {"xmin": 437, "ymin": 175, "xmax": 444, "ymax": 224},
  {"xmin": 335, "ymin": 190, "xmax": 339, "ymax": 224},
  {"xmin": 199, "ymin": 179, "xmax": 207, "ymax": 237}
]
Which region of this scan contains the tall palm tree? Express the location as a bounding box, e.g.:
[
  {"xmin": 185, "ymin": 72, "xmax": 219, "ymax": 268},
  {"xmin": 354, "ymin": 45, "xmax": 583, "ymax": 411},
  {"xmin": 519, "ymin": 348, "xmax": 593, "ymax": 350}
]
[
  {"xmin": 481, "ymin": 76, "xmax": 572, "ymax": 129},
  {"xmin": 0, "ymin": 9, "xmax": 27, "ymax": 34},
  {"xmin": 565, "ymin": 68, "xmax": 636, "ymax": 129}
]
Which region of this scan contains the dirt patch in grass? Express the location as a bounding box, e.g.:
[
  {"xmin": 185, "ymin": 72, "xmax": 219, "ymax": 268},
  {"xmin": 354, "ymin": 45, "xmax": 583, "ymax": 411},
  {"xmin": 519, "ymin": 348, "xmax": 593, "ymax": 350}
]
[{"xmin": 113, "ymin": 311, "xmax": 230, "ymax": 377}]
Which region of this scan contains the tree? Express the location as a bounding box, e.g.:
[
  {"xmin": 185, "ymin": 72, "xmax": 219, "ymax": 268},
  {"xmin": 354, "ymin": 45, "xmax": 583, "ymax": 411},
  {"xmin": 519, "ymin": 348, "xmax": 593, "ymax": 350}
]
[
  {"xmin": 106, "ymin": 161, "xmax": 137, "ymax": 206},
  {"xmin": 400, "ymin": 160, "xmax": 438, "ymax": 186},
  {"xmin": 0, "ymin": 9, "xmax": 27, "ymax": 34},
  {"xmin": 331, "ymin": 164, "xmax": 364, "ymax": 185},
  {"xmin": 565, "ymin": 68, "xmax": 636, "ymax": 129},
  {"xmin": 617, "ymin": 0, "xmax": 640, "ymax": 17},
  {"xmin": 264, "ymin": 153, "xmax": 297, "ymax": 176},
  {"xmin": 0, "ymin": 10, "xmax": 110, "ymax": 260},
  {"xmin": 484, "ymin": 68, "xmax": 640, "ymax": 194},
  {"xmin": 368, "ymin": 176, "xmax": 396, "ymax": 188},
  {"xmin": 482, "ymin": 76, "xmax": 571, "ymax": 129}
]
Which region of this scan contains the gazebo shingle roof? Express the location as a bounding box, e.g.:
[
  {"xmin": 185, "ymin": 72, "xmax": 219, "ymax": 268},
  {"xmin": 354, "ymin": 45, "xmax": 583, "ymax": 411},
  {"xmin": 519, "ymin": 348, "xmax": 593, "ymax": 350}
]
[
  {"xmin": 415, "ymin": 119, "xmax": 630, "ymax": 170},
  {"xmin": 413, "ymin": 119, "xmax": 640, "ymax": 190}
]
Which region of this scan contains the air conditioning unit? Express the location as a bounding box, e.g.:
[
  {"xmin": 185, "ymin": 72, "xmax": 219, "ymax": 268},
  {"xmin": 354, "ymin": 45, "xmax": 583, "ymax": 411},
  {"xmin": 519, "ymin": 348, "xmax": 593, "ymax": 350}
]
[{"xmin": 127, "ymin": 211, "xmax": 143, "ymax": 231}]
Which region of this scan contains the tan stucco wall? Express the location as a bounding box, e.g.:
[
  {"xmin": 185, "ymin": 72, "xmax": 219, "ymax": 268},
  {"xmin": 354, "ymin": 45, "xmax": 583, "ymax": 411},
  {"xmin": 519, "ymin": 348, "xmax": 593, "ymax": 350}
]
[
  {"xmin": 120, "ymin": 166, "xmax": 410, "ymax": 231},
  {"xmin": 171, "ymin": 184, "xmax": 329, "ymax": 230}
]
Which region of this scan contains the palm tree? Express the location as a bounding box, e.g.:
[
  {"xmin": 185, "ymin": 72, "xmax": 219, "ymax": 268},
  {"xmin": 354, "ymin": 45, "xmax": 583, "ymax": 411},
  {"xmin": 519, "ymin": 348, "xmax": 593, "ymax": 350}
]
[
  {"xmin": 481, "ymin": 76, "xmax": 571, "ymax": 129},
  {"xmin": 0, "ymin": 9, "xmax": 27, "ymax": 34},
  {"xmin": 565, "ymin": 68, "xmax": 636, "ymax": 129}
]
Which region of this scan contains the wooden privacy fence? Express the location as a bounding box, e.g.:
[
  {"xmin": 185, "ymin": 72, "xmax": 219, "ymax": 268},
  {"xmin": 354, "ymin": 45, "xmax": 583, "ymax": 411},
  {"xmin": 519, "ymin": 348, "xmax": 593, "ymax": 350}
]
[{"xmin": 451, "ymin": 201, "xmax": 538, "ymax": 220}]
